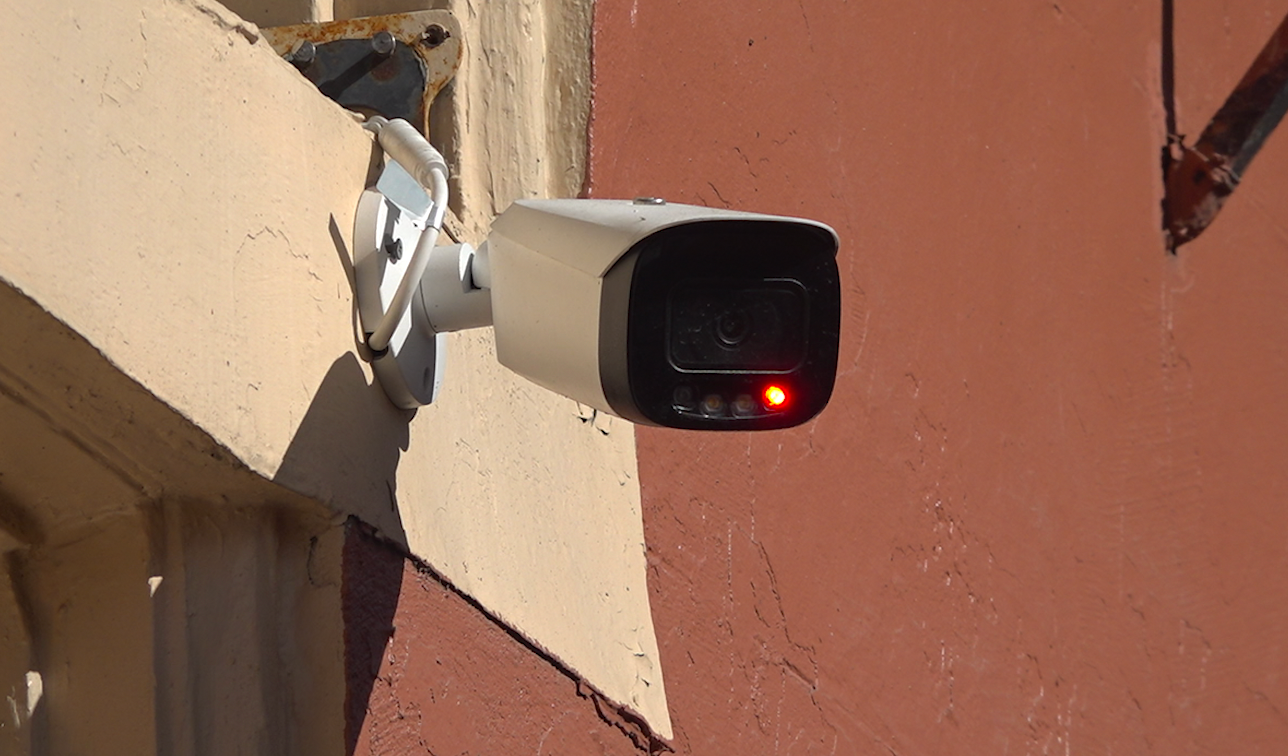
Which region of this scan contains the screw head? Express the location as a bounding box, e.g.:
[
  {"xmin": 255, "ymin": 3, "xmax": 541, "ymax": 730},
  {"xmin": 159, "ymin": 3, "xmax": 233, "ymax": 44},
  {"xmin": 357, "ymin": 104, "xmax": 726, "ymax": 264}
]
[
  {"xmin": 289, "ymin": 40, "xmax": 316, "ymax": 67},
  {"xmin": 422, "ymin": 25, "xmax": 450, "ymax": 47},
  {"xmin": 371, "ymin": 31, "xmax": 396, "ymax": 56}
]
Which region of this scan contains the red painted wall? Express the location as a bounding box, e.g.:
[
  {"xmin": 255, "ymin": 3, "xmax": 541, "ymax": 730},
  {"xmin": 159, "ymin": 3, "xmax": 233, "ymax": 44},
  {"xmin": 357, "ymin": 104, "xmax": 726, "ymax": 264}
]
[
  {"xmin": 589, "ymin": 1, "xmax": 1288, "ymax": 753},
  {"xmin": 344, "ymin": 522, "xmax": 660, "ymax": 755}
]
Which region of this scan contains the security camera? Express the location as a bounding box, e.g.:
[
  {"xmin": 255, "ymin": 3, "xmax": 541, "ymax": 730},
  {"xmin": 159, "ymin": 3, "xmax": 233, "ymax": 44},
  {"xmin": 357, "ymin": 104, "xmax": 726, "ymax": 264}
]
[
  {"xmin": 354, "ymin": 120, "xmax": 841, "ymax": 430},
  {"xmin": 481, "ymin": 199, "xmax": 841, "ymax": 430}
]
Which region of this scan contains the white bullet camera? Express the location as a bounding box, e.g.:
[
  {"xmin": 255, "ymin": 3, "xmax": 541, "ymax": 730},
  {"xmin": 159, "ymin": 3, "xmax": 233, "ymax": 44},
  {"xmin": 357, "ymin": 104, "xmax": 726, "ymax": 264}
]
[
  {"xmin": 484, "ymin": 199, "xmax": 841, "ymax": 430},
  {"xmin": 355, "ymin": 120, "xmax": 841, "ymax": 430}
]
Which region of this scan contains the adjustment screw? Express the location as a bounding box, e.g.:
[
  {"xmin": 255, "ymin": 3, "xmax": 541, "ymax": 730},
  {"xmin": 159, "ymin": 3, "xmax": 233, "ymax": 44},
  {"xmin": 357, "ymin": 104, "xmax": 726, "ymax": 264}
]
[
  {"xmin": 422, "ymin": 25, "xmax": 450, "ymax": 47},
  {"xmin": 289, "ymin": 40, "xmax": 315, "ymax": 67},
  {"xmin": 384, "ymin": 238, "xmax": 403, "ymax": 262},
  {"xmin": 371, "ymin": 31, "xmax": 396, "ymax": 56}
]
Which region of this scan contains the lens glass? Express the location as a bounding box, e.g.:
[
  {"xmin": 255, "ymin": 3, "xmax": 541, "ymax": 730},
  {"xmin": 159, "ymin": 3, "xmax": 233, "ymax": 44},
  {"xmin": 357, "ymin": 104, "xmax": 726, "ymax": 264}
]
[
  {"xmin": 667, "ymin": 281, "xmax": 808, "ymax": 371},
  {"xmin": 671, "ymin": 384, "xmax": 697, "ymax": 410},
  {"xmin": 715, "ymin": 310, "xmax": 750, "ymax": 346},
  {"xmin": 701, "ymin": 394, "xmax": 726, "ymax": 415}
]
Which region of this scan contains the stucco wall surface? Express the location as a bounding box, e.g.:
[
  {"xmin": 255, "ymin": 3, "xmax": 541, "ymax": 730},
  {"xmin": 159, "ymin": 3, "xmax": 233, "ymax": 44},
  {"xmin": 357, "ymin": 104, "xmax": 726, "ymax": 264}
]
[
  {"xmin": 0, "ymin": 0, "xmax": 668, "ymax": 737},
  {"xmin": 590, "ymin": 0, "xmax": 1288, "ymax": 753}
]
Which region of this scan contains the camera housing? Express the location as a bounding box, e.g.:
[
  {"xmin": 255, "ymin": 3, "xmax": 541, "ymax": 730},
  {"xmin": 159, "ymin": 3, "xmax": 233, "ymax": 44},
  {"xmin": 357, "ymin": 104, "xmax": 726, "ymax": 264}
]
[
  {"xmin": 486, "ymin": 199, "xmax": 841, "ymax": 430},
  {"xmin": 351, "ymin": 121, "xmax": 840, "ymax": 429}
]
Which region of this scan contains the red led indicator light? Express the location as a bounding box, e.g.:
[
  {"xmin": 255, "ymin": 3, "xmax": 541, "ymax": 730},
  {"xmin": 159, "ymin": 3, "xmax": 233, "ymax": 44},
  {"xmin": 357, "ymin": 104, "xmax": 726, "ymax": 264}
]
[{"xmin": 764, "ymin": 385, "xmax": 788, "ymax": 409}]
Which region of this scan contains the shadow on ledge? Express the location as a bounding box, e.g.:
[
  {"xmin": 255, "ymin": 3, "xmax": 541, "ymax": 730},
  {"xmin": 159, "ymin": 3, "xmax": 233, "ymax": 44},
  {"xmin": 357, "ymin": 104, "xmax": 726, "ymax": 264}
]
[
  {"xmin": 272, "ymin": 351, "xmax": 415, "ymax": 755},
  {"xmin": 273, "ymin": 352, "xmax": 414, "ymax": 545}
]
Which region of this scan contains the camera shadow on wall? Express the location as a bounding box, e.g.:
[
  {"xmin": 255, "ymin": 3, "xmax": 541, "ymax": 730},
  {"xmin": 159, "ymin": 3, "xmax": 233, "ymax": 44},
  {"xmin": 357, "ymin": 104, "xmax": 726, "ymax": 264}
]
[{"xmin": 273, "ymin": 215, "xmax": 419, "ymax": 755}]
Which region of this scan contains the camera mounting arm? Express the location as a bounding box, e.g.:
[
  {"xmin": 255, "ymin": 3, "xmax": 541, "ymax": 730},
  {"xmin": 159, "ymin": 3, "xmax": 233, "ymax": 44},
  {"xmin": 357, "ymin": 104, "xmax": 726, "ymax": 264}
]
[
  {"xmin": 361, "ymin": 116, "xmax": 449, "ymax": 354},
  {"xmin": 354, "ymin": 116, "xmax": 493, "ymax": 408}
]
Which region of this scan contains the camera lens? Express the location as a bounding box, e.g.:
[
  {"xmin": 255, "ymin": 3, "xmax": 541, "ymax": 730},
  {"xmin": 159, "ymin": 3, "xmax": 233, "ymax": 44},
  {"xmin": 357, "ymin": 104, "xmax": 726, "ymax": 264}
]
[
  {"xmin": 672, "ymin": 384, "xmax": 697, "ymax": 410},
  {"xmin": 701, "ymin": 393, "xmax": 726, "ymax": 416},
  {"xmin": 715, "ymin": 310, "xmax": 751, "ymax": 346},
  {"xmin": 667, "ymin": 281, "xmax": 808, "ymax": 372}
]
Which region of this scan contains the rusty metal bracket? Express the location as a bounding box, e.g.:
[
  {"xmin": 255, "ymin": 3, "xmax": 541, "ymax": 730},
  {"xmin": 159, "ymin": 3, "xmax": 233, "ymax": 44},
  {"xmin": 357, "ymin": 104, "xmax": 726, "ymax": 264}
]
[
  {"xmin": 262, "ymin": 11, "xmax": 463, "ymax": 136},
  {"xmin": 1163, "ymin": 13, "xmax": 1288, "ymax": 249}
]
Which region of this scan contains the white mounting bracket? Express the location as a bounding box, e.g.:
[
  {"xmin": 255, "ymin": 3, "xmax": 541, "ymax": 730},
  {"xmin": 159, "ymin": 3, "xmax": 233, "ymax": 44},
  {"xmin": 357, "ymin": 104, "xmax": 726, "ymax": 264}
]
[
  {"xmin": 354, "ymin": 154, "xmax": 493, "ymax": 409},
  {"xmin": 353, "ymin": 171, "xmax": 447, "ymax": 409}
]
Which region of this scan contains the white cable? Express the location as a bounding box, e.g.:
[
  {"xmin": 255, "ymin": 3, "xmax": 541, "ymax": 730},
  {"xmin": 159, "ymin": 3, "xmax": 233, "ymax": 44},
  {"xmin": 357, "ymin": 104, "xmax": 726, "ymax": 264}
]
[{"xmin": 363, "ymin": 117, "xmax": 450, "ymax": 353}]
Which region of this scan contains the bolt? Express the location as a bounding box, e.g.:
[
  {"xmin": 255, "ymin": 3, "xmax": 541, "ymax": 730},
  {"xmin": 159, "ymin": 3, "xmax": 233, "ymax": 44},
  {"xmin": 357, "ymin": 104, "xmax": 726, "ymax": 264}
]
[
  {"xmin": 289, "ymin": 40, "xmax": 315, "ymax": 67},
  {"xmin": 384, "ymin": 237, "xmax": 403, "ymax": 262},
  {"xmin": 371, "ymin": 31, "xmax": 396, "ymax": 57},
  {"xmin": 422, "ymin": 25, "xmax": 450, "ymax": 47}
]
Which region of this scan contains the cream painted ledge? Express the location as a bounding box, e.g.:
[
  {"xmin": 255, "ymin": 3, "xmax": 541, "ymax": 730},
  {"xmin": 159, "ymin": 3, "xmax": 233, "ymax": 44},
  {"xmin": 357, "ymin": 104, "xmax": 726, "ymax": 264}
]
[{"xmin": 0, "ymin": 0, "xmax": 670, "ymax": 739}]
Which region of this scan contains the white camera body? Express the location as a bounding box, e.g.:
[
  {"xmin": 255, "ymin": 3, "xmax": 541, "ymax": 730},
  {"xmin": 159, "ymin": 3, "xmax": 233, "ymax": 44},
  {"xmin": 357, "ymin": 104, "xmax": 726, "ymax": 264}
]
[
  {"xmin": 488, "ymin": 200, "xmax": 757, "ymax": 412},
  {"xmin": 484, "ymin": 199, "xmax": 841, "ymax": 430}
]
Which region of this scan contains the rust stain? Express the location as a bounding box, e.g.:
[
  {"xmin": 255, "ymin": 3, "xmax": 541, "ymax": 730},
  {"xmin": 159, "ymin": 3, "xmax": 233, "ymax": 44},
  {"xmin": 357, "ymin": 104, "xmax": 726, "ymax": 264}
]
[
  {"xmin": 262, "ymin": 11, "xmax": 463, "ymax": 136},
  {"xmin": 1164, "ymin": 13, "xmax": 1288, "ymax": 249}
]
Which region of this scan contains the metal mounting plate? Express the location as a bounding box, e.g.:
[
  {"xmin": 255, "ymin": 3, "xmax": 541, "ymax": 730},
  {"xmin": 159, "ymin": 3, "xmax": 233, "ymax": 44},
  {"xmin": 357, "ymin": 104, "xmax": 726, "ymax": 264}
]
[{"xmin": 263, "ymin": 11, "xmax": 463, "ymax": 135}]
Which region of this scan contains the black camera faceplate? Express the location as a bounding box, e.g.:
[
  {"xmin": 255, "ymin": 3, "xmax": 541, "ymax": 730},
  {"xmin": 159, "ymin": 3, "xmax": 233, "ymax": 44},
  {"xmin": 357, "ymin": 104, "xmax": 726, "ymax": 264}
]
[
  {"xmin": 667, "ymin": 279, "xmax": 809, "ymax": 372},
  {"xmin": 601, "ymin": 220, "xmax": 841, "ymax": 431}
]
